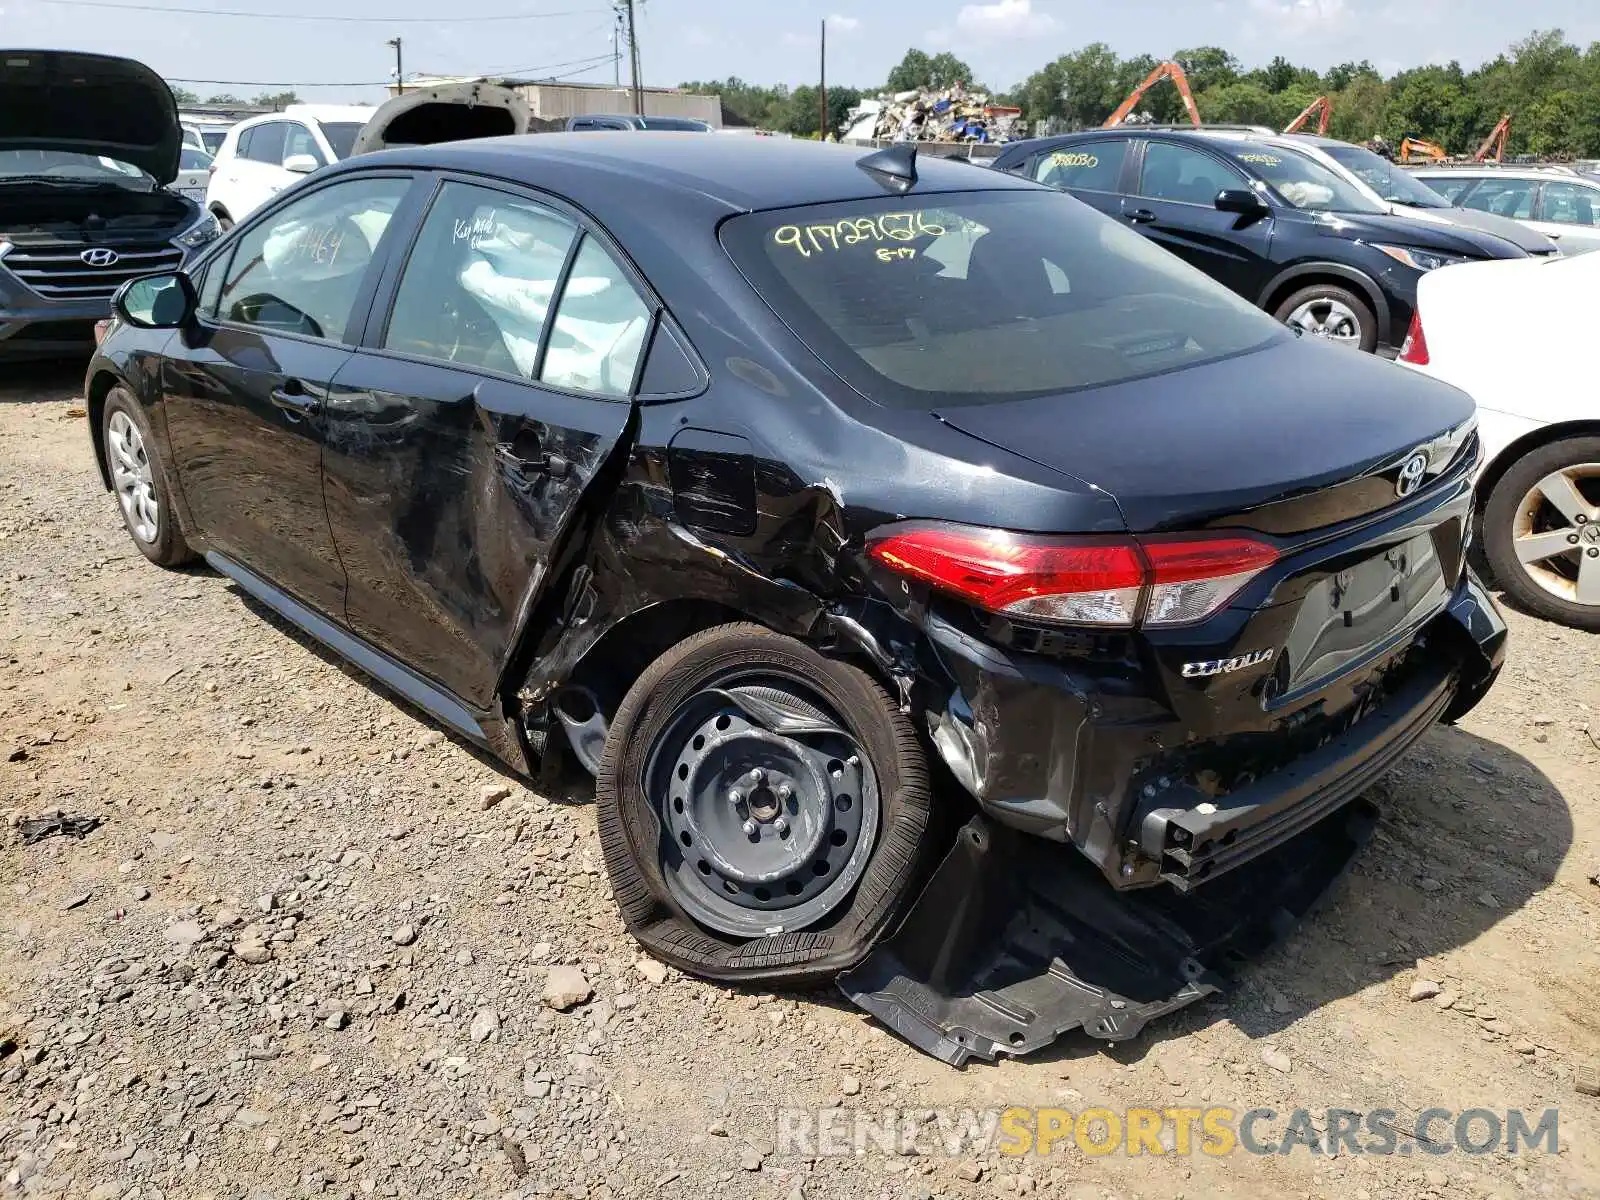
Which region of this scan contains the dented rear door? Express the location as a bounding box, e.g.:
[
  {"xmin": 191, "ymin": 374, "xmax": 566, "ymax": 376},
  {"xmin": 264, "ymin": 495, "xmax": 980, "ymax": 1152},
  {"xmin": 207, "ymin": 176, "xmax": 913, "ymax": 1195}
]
[{"xmin": 319, "ymin": 178, "xmax": 649, "ymax": 709}]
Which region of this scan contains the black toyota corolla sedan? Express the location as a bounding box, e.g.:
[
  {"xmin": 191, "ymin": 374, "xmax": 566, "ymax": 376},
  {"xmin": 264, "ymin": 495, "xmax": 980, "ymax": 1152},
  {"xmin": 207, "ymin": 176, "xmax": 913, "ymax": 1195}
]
[{"xmin": 85, "ymin": 134, "xmax": 1504, "ymax": 1061}]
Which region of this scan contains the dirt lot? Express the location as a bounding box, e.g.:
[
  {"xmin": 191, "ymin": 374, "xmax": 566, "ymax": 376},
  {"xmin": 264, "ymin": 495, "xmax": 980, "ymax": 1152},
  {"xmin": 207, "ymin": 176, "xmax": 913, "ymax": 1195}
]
[{"xmin": 2, "ymin": 363, "xmax": 1598, "ymax": 1200}]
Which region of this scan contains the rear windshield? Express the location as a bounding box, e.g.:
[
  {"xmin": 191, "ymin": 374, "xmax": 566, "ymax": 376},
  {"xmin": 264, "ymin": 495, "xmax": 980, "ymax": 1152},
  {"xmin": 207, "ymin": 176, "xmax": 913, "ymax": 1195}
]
[{"xmin": 721, "ymin": 189, "xmax": 1283, "ymax": 409}]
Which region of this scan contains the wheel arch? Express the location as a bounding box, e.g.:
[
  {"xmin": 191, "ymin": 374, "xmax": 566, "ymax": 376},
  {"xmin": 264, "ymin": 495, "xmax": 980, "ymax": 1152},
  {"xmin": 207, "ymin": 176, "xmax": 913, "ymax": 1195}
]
[
  {"xmin": 1475, "ymin": 419, "xmax": 1600, "ymax": 515},
  {"xmin": 85, "ymin": 368, "xmax": 123, "ymax": 491},
  {"xmin": 1259, "ymin": 263, "xmax": 1390, "ymax": 348}
]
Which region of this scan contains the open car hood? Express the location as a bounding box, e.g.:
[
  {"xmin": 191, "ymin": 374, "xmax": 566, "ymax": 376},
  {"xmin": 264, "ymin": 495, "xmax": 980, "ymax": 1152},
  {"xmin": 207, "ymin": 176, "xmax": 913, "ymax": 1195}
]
[
  {"xmin": 351, "ymin": 80, "xmax": 531, "ymax": 156},
  {"xmin": 0, "ymin": 50, "xmax": 180, "ymax": 183}
]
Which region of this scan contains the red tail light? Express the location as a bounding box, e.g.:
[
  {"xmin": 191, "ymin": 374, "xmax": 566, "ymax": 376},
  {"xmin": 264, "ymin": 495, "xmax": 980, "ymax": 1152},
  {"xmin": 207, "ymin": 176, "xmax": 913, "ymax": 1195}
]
[
  {"xmin": 1398, "ymin": 311, "xmax": 1429, "ymax": 365},
  {"xmin": 868, "ymin": 525, "xmax": 1278, "ymax": 628}
]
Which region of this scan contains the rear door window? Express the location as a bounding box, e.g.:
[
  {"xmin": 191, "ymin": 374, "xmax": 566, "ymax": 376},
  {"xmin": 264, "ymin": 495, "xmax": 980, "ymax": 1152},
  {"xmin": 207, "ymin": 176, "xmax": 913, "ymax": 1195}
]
[
  {"xmin": 244, "ymin": 122, "xmax": 286, "ymax": 165},
  {"xmin": 1460, "ymin": 177, "xmax": 1536, "ymax": 219},
  {"xmin": 721, "ymin": 190, "xmax": 1282, "ymax": 409},
  {"xmin": 384, "ymin": 182, "xmax": 578, "ymax": 377},
  {"xmin": 1033, "ymin": 141, "xmax": 1125, "ymax": 193}
]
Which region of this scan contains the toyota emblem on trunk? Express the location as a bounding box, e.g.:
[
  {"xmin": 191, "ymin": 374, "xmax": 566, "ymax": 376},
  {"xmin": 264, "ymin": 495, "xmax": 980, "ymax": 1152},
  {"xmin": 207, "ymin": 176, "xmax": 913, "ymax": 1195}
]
[
  {"xmin": 80, "ymin": 248, "xmax": 120, "ymax": 267},
  {"xmin": 1395, "ymin": 450, "xmax": 1429, "ymax": 497}
]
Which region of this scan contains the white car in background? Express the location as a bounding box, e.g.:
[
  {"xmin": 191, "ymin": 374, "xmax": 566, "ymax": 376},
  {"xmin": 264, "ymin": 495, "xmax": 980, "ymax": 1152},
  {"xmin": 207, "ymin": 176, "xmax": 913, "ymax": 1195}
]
[
  {"xmin": 1398, "ymin": 252, "xmax": 1600, "ymax": 629},
  {"xmin": 1411, "ymin": 166, "xmax": 1600, "ymax": 255},
  {"xmin": 205, "ymin": 104, "xmax": 375, "ymax": 227},
  {"xmin": 172, "ymin": 145, "xmax": 212, "ymax": 204}
]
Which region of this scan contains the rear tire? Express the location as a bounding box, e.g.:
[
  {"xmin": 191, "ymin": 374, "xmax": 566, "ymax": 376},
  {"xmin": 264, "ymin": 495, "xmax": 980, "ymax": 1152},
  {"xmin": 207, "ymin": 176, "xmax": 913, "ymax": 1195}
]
[
  {"xmin": 103, "ymin": 388, "xmax": 196, "ymax": 568},
  {"xmin": 1481, "ymin": 436, "xmax": 1600, "ymax": 631},
  {"xmin": 1273, "ymin": 284, "xmax": 1378, "ymax": 353},
  {"xmin": 596, "ymin": 623, "xmax": 933, "ymax": 986}
]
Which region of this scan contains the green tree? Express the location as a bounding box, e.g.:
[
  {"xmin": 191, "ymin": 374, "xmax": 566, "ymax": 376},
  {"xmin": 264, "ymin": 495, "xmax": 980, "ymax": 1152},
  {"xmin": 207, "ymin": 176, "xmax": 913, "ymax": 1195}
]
[
  {"xmin": 926, "ymin": 52, "xmax": 975, "ymax": 89},
  {"xmin": 1381, "ymin": 65, "xmax": 1480, "ymax": 151},
  {"xmin": 1324, "ymin": 60, "xmax": 1379, "ymax": 92},
  {"xmin": 168, "ymin": 84, "xmax": 199, "ymax": 104},
  {"xmin": 205, "ymin": 93, "xmax": 243, "ymax": 105},
  {"xmin": 885, "ymin": 49, "xmax": 934, "ymax": 92},
  {"xmin": 1056, "ymin": 42, "xmax": 1127, "ymax": 127},
  {"xmin": 1327, "ymin": 74, "xmax": 1390, "ymax": 142},
  {"xmin": 252, "ymin": 91, "xmax": 299, "ymax": 109},
  {"xmin": 1172, "ymin": 46, "xmax": 1239, "ymax": 93}
]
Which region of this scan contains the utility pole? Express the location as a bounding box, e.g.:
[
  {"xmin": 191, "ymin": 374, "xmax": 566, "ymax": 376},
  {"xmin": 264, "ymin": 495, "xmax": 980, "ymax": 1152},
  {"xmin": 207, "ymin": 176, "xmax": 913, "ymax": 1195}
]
[
  {"xmin": 387, "ymin": 37, "xmax": 403, "ymax": 95},
  {"xmin": 622, "ymin": 0, "xmax": 642, "ymax": 115},
  {"xmin": 819, "ymin": 18, "xmax": 827, "ymax": 140},
  {"xmin": 611, "ymin": 7, "xmax": 622, "ymax": 87}
]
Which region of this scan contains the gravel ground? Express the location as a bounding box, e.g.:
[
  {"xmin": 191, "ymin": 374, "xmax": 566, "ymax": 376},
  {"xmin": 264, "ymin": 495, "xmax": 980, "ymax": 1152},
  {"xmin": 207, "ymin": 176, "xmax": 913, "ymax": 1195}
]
[{"xmin": 2, "ymin": 363, "xmax": 1598, "ymax": 1200}]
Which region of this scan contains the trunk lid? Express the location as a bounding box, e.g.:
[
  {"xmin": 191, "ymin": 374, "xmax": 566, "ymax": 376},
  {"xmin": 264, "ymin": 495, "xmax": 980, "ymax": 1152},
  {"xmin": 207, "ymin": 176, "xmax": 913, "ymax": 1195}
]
[
  {"xmin": 934, "ymin": 337, "xmax": 1476, "ymax": 534},
  {"xmin": 350, "ymin": 80, "xmax": 531, "ymax": 157},
  {"xmin": 0, "ymin": 50, "xmax": 180, "ymax": 183}
]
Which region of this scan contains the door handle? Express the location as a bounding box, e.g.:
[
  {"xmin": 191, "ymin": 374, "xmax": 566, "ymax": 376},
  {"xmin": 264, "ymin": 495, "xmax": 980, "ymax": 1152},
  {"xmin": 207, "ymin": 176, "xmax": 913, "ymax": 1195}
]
[
  {"xmin": 270, "ymin": 380, "xmax": 321, "ymax": 417},
  {"xmin": 1127, "ymin": 208, "xmax": 1158, "ymax": 225}
]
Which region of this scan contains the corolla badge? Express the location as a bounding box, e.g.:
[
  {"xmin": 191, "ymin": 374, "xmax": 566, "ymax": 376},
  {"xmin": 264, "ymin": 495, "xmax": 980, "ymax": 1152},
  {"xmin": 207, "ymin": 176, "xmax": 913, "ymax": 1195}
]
[
  {"xmin": 1181, "ymin": 648, "xmax": 1275, "ymax": 678},
  {"xmin": 80, "ymin": 248, "xmax": 120, "ymax": 267},
  {"xmin": 1395, "ymin": 450, "xmax": 1429, "ymax": 497}
]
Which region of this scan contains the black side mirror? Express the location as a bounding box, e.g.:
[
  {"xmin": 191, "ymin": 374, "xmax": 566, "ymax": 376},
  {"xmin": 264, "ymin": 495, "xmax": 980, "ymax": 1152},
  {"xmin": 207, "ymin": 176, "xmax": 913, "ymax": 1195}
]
[
  {"xmin": 1216, "ymin": 188, "xmax": 1269, "ymax": 215},
  {"xmin": 114, "ymin": 272, "xmax": 197, "ymax": 329}
]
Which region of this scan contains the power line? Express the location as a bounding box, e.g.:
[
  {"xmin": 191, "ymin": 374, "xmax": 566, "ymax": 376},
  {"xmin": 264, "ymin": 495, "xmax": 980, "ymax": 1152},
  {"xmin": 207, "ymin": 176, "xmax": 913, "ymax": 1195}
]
[
  {"xmin": 167, "ymin": 51, "xmax": 622, "ymax": 90},
  {"xmin": 34, "ymin": 0, "xmax": 607, "ymax": 21}
]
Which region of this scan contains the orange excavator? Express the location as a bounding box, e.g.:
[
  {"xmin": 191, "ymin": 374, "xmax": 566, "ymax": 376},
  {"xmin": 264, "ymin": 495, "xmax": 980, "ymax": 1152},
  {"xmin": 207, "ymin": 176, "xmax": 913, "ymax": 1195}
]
[
  {"xmin": 1283, "ymin": 95, "xmax": 1332, "ymax": 136},
  {"xmin": 1474, "ymin": 113, "xmax": 1512, "ymax": 163},
  {"xmin": 1399, "ymin": 137, "xmax": 1449, "ymax": 164},
  {"xmin": 1103, "ymin": 61, "xmax": 1201, "ymax": 129}
]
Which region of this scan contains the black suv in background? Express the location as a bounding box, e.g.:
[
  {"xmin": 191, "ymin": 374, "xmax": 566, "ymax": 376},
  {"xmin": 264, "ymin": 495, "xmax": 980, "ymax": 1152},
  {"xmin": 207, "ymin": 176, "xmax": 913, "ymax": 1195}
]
[{"xmin": 991, "ymin": 127, "xmax": 1530, "ymax": 355}]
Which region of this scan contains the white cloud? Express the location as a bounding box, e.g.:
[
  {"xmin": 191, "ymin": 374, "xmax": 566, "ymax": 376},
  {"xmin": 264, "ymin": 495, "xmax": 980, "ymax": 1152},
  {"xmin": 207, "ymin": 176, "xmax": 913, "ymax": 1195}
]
[
  {"xmin": 1247, "ymin": 0, "xmax": 1348, "ymax": 34},
  {"xmin": 781, "ymin": 30, "xmax": 811, "ymax": 47},
  {"xmin": 826, "ymin": 13, "xmax": 860, "ymax": 32},
  {"xmin": 947, "ymin": 0, "xmax": 1058, "ymax": 42}
]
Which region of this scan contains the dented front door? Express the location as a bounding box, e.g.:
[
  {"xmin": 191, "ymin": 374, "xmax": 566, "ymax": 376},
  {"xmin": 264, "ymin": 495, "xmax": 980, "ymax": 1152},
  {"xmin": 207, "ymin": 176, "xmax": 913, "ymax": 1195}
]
[{"xmin": 318, "ymin": 356, "xmax": 631, "ymax": 709}]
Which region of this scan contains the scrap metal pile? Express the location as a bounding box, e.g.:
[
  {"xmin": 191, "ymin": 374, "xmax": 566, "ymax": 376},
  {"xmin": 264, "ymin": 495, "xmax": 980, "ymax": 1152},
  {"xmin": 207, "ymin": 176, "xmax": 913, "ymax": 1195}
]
[{"xmin": 841, "ymin": 84, "xmax": 1023, "ymax": 144}]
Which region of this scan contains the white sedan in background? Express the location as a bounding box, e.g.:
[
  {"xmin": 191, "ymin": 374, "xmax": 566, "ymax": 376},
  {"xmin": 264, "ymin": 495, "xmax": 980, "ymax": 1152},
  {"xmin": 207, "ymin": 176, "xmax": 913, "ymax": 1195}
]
[{"xmin": 1399, "ymin": 252, "xmax": 1600, "ymax": 629}]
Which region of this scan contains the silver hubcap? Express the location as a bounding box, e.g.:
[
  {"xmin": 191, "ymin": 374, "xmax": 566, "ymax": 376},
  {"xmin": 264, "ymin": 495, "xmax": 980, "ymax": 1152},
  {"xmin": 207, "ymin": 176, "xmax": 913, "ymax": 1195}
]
[
  {"xmin": 1511, "ymin": 462, "xmax": 1600, "ymax": 608},
  {"xmin": 1286, "ymin": 298, "xmax": 1362, "ymax": 345},
  {"xmin": 647, "ymin": 673, "xmax": 880, "ymax": 939},
  {"xmin": 108, "ymin": 410, "xmax": 159, "ymax": 544}
]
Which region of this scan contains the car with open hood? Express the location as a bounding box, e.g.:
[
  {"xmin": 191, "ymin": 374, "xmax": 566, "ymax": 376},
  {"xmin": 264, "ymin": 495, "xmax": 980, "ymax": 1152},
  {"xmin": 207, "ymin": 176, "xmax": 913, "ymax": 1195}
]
[
  {"xmin": 0, "ymin": 50, "xmax": 222, "ymax": 360},
  {"xmin": 990, "ymin": 127, "xmax": 1532, "ymax": 355},
  {"xmin": 206, "ymin": 81, "xmax": 532, "ymax": 228},
  {"xmin": 83, "ymin": 135, "xmax": 1504, "ymax": 1064}
]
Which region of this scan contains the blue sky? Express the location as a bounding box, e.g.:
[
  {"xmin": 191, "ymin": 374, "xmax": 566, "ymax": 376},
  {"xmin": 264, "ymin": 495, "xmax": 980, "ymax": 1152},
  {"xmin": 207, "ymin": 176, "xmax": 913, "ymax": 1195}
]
[{"xmin": 6, "ymin": 0, "xmax": 1598, "ymax": 104}]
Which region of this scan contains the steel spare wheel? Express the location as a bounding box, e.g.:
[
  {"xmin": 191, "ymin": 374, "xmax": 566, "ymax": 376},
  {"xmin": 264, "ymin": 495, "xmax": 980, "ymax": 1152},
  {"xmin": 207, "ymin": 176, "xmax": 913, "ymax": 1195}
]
[{"xmin": 647, "ymin": 672, "xmax": 880, "ymax": 937}]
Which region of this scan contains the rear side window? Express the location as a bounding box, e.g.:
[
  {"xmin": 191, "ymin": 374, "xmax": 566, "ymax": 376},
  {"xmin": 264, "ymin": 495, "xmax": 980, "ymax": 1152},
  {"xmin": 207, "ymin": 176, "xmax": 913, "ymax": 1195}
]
[
  {"xmin": 1033, "ymin": 141, "xmax": 1125, "ymax": 192},
  {"xmin": 243, "ymin": 122, "xmax": 286, "ymax": 165},
  {"xmin": 1460, "ymin": 177, "xmax": 1536, "ymax": 219},
  {"xmin": 722, "ymin": 190, "xmax": 1282, "ymax": 409},
  {"xmin": 538, "ymin": 236, "xmax": 651, "ymax": 396},
  {"xmin": 1539, "ymin": 182, "xmax": 1600, "ymax": 227}
]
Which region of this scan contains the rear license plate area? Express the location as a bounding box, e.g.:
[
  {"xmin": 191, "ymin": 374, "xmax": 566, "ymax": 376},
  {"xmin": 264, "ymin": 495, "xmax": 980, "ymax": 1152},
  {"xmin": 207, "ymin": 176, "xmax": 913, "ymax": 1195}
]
[{"xmin": 1280, "ymin": 532, "xmax": 1447, "ymax": 696}]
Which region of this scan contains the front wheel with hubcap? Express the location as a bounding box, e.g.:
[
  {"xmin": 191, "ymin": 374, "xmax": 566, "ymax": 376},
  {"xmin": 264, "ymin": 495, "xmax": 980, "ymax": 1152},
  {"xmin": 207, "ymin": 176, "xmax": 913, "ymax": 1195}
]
[
  {"xmin": 596, "ymin": 623, "xmax": 933, "ymax": 985},
  {"xmin": 1482, "ymin": 435, "xmax": 1600, "ymax": 631},
  {"xmin": 1273, "ymin": 284, "xmax": 1378, "ymax": 353},
  {"xmin": 103, "ymin": 387, "xmax": 195, "ymax": 568}
]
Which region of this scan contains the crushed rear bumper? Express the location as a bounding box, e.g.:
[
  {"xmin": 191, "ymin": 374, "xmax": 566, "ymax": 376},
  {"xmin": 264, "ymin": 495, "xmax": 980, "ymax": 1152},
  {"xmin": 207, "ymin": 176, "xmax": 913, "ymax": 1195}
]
[{"xmin": 839, "ymin": 798, "xmax": 1377, "ymax": 1066}]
